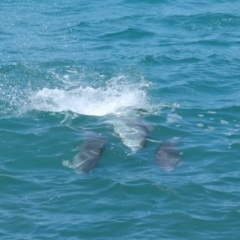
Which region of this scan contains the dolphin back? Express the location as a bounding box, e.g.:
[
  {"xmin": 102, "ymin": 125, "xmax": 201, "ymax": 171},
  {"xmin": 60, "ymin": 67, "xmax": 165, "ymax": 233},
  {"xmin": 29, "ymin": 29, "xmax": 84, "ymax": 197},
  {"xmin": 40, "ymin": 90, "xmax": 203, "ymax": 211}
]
[
  {"xmin": 63, "ymin": 132, "xmax": 107, "ymax": 174},
  {"xmin": 107, "ymin": 117, "xmax": 150, "ymax": 153},
  {"xmin": 155, "ymin": 142, "xmax": 180, "ymax": 171}
]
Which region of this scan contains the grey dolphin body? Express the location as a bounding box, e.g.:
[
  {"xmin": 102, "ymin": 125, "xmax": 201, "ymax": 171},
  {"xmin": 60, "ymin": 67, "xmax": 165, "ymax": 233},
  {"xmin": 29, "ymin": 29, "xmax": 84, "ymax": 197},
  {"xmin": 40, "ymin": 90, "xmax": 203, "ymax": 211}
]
[
  {"xmin": 106, "ymin": 118, "xmax": 150, "ymax": 154},
  {"xmin": 63, "ymin": 132, "xmax": 107, "ymax": 173},
  {"xmin": 155, "ymin": 142, "xmax": 180, "ymax": 171}
]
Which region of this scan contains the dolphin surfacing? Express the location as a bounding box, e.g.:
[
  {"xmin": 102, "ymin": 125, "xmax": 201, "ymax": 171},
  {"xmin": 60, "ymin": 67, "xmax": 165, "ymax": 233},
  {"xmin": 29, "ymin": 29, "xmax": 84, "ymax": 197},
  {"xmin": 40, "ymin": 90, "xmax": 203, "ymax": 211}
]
[
  {"xmin": 63, "ymin": 132, "xmax": 107, "ymax": 173},
  {"xmin": 106, "ymin": 118, "xmax": 150, "ymax": 154},
  {"xmin": 155, "ymin": 142, "xmax": 180, "ymax": 172}
]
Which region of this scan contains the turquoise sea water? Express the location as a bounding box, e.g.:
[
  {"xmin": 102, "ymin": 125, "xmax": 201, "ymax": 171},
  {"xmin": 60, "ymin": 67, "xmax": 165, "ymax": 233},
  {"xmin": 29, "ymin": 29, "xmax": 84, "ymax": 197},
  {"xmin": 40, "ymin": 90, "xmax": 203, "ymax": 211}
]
[{"xmin": 1, "ymin": 1, "xmax": 240, "ymax": 239}]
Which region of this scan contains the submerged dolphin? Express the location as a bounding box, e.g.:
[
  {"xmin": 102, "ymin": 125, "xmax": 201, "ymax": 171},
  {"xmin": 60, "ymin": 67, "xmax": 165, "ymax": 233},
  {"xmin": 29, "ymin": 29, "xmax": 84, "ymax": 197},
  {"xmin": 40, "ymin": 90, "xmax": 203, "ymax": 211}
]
[
  {"xmin": 106, "ymin": 118, "xmax": 150, "ymax": 154},
  {"xmin": 63, "ymin": 132, "xmax": 107, "ymax": 173},
  {"xmin": 155, "ymin": 142, "xmax": 180, "ymax": 171}
]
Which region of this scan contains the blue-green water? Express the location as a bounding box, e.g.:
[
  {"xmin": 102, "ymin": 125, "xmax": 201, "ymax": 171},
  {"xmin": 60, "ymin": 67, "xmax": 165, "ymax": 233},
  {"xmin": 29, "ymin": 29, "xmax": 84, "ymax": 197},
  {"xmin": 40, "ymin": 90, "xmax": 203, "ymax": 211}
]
[{"xmin": 1, "ymin": 1, "xmax": 240, "ymax": 239}]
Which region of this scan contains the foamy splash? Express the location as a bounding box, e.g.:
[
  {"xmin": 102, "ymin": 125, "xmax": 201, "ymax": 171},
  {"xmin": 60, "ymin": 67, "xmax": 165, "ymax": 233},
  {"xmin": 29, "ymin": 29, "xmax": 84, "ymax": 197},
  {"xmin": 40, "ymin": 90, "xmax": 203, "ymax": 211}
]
[{"xmin": 27, "ymin": 76, "xmax": 152, "ymax": 116}]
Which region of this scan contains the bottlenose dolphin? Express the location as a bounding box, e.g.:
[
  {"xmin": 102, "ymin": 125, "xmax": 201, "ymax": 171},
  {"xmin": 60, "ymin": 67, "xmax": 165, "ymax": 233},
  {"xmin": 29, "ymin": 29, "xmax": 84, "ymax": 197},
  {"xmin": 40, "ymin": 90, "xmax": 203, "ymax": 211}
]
[
  {"xmin": 63, "ymin": 132, "xmax": 107, "ymax": 173},
  {"xmin": 155, "ymin": 142, "xmax": 180, "ymax": 171},
  {"xmin": 106, "ymin": 118, "xmax": 150, "ymax": 154}
]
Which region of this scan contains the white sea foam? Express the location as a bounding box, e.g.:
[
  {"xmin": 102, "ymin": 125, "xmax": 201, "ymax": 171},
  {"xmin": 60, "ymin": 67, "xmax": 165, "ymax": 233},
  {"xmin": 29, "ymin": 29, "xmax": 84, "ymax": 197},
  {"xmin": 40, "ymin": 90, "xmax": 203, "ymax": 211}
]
[
  {"xmin": 207, "ymin": 126, "xmax": 215, "ymax": 131},
  {"xmin": 207, "ymin": 111, "xmax": 216, "ymax": 114},
  {"xmin": 25, "ymin": 75, "xmax": 152, "ymax": 117},
  {"xmin": 220, "ymin": 120, "xmax": 229, "ymax": 125},
  {"xmin": 166, "ymin": 113, "xmax": 182, "ymax": 123}
]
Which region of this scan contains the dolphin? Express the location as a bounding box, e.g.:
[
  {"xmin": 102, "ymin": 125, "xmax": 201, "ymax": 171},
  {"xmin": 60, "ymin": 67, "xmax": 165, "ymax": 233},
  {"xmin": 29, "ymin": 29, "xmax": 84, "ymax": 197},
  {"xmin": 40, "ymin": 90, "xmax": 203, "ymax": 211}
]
[
  {"xmin": 155, "ymin": 142, "xmax": 180, "ymax": 171},
  {"xmin": 106, "ymin": 118, "xmax": 150, "ymax": 154},
  {"xmin": 63, "ymin": 132, "xmax": 107, "ymax": 173}
]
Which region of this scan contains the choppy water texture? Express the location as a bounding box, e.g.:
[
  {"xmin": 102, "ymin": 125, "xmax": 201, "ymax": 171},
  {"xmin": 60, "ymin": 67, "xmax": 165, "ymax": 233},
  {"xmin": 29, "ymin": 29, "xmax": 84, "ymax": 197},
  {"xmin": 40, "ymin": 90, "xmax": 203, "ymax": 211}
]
[{"xmin": 1, "ymin": 0, "xmax": 240, "ymax": 239}]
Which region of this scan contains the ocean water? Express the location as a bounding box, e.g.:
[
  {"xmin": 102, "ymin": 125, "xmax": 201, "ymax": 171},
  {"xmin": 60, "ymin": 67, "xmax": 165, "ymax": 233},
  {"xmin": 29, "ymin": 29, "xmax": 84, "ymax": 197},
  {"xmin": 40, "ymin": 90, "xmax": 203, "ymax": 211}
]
[{"xmin": 1, "ymin": 0, "xmax": 240, "ymax": 239}]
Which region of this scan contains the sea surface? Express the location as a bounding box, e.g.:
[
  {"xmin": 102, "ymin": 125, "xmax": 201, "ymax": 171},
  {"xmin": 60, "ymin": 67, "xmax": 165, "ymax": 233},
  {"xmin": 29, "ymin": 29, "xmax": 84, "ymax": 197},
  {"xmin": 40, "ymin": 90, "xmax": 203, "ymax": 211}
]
[{"xmin": 1, "ymin": 0, "xmax": 240, "ymax": 239}]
